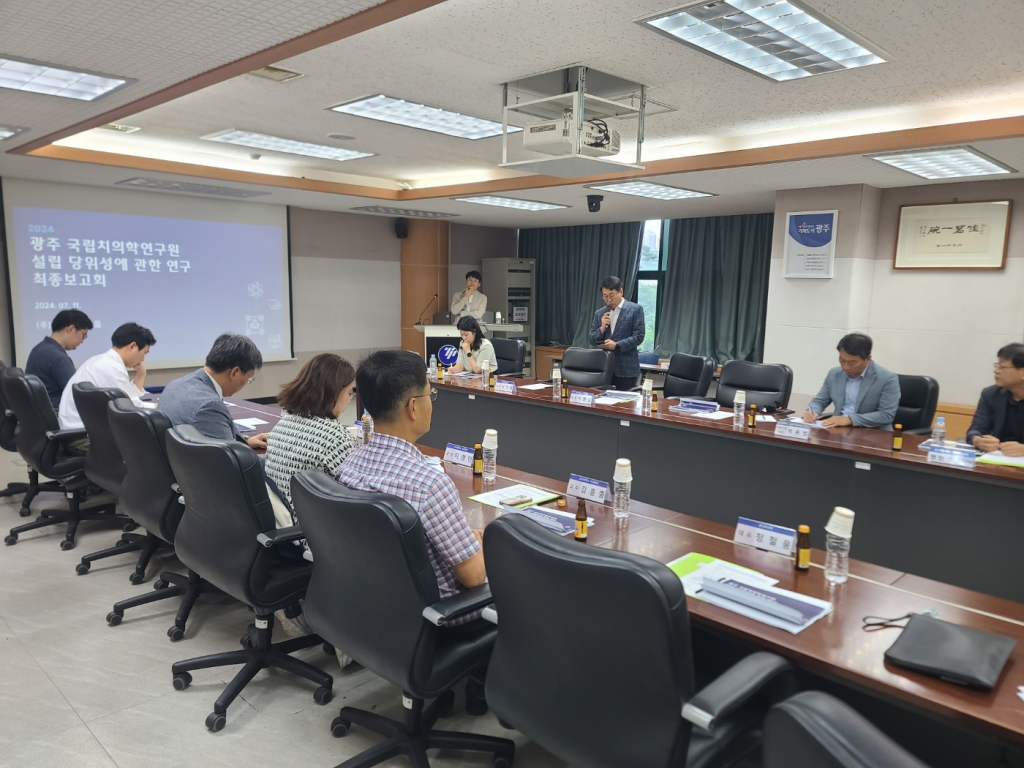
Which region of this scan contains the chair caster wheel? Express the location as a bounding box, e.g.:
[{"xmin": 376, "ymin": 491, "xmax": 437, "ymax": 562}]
[
  {"xmin": 122, "ymin": 522, "xmax": 137, "ymax": 532},
  {"xmin": 167, "ymin": 625, "xmax": 185, "ymax": 641},
  {"xmin": 239, "ymin": 632, "xmax": 253, "ymax": 649},
  {"xmin": 172, "ymin": 672, "xmax": 192, "ymax": 690},
  {"xmin": 493, "ymin": 757, "xmax": 512, "ymax": 768},
  {"xmin": 206, "ymin": 712, "xmax": 226, "ymax": 732},
  {"xmin": 76, "ymin": 563, "xmax": 90, "ymax": 575},
  {"xmin": 115, "ymin": 538, "xmax": 131, "ymax": 547},
  {"xmin": 128, "ymin": 572, "xmax": 144, "ymax": 585},
  {"xmin": 331, "ymin": 717, "xmax": 351, "ymax": 738},
  {"xmin": 18, "ymin": 507, "xmax": 30, "ymax": 517},
  {"xmin": 106, "ymin": 611, "xmax": 123, "ymax": 626},
  {"xmin": 59, "ymin": 539, "xmax": 75, "ymax": 551},
  {"xmin": 4, "ymin": 534, "xmax": 17, "ymax": 546},
  {"xmin": 313, "ymin": 686, "xmax": 332, "ymax": 705},
  {"xmin": 153, "ymin": 579, "xmax": 169, "ymax": 590},
  {"xmin": 465, "ymin": 696, "xmax": 488, "ymax": 716},
  {"xmin": 322, "ymin": 642, "xmax": 335, "ymax": 655},
  {"xmin": 436, "ymin": 690, "xmax": 456, "ymax": 719}
]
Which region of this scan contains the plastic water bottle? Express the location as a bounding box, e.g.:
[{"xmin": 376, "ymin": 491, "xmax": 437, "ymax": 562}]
[
  {"xmin": 361, "ymin": 409, "xmax": 373, "ymax": 445},
  {"xmin": 612, "ymin": 458, "xmax": 632, "ymax": 519},
  {"xmin": 482, "ymin": 429, "xmax": 498, "ymax": 482},
  {"xmin": 480, "ymin": 360, "xmax": 490, "ymax": 389},
  {"xmin": 931, "ymin": 416, "xmax": 946, "ymax": 447},
  {"xmin": 641, "ymin": 379, "xmax": 653, "ymax": 413},
  {"xmin": 551, "ymin": 364, "xmax": 562, "ymax": 400},
  {"xmin": 824, "ymin": 507, "xmax": 855, "ymax": 584},
  {"xmin": 733, "ymin": 390, "xmax": 746, "ymax": 428},
  {"xmin": 428, "ymin": 355, "xmax": 437, "ymax": 382}
]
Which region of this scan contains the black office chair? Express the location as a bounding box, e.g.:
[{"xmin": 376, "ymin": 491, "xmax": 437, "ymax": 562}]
[
  {"xmin": 166, "ymin": 426, "xmax": 333, "ymax": 731},
  {"xmin": 2, "ymin": 367, "xmax": 125, "ymax": 549},
  {"xmin": 763, "ymin": 691, "xmax": 930, "ymax": 768},
  {"xmin": 491, "ymin": 337, "xmax": 526, "ymax": 376},
  {"xmin": 482, "ymin": 514, "xmax": 794, "ymax": 768},
  {"xmin": 291, "ymin": 470, "xmax": 516, "ymax": 768},
  {"xmin": 560, "ymin": 346, "xmax": 614, "ymax": 388},
  {"xmin": 0, "ymin": 360, "xmax": 62, "ymax": 515},
  {"xmin": 661, "ymin": 353, "xmax": 716, "ymax": 399},
  {"xmin": 895, "ymin": 375, "xmax": 939, "ymax": 434},
  {"xmin": 104, "ymin": 399, "xmax": 219, "ymax": 638},
  {"xmin": 715, "ymin": 360, "xmax": 794, "ymax": 411}
]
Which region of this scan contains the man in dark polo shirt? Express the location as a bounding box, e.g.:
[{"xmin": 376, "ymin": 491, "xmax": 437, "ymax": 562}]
[
  {"xmin": 25, "ymin": 309, "xmax": 93, "ymax": 412},
  {"xmin": 967, "ymin": 342, "xmax": 1024, "ymax": 457}
]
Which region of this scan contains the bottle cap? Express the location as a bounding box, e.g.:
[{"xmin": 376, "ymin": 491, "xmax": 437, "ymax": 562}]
[
  {"xmin": 894, "ymin": 424, "xmax": 902, "ymax": 430},
  {"xmin": 474, "ymin": 443, "xmax": 482, "ymax": 449},
  {"xmin": 798, "ymin": 524, "xmax": 810, "ymax": 534},
  {"xmin": 482, "ymin": 429, "xmax": 498, "ymax": 449},
  {"xmin": 824, "ymin": 506, "xmax": 855, "ymax": 538},
  {"xmin": 936, "ymin": 416, "xmax": 945, "ymax": 423},
  {"xmin": 613, "ymin": 458, "xmax": 632, "ymax": 483}
]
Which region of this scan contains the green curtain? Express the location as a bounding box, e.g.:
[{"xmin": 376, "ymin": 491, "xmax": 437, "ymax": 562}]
[
  {"xmin": 519, "ymin": 222, "xmax": 642, "ymax": 347},
  {"xmin": 655, "ymin": 213, "xmax": 773, "ymax": 363}
]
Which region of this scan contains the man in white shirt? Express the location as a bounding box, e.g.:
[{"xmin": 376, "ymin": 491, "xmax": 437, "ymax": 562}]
[{"xmin": 59, "ymin": 322, "xmax": 156, "ymax": 452}]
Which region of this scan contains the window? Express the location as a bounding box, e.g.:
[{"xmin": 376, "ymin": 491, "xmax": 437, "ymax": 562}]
[{"xmin": 634, "ymin": 220, "xmax": 667, "ymax": 353}]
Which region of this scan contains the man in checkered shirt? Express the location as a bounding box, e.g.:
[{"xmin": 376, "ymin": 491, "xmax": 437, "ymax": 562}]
[{"xmin": 338, "ymin": 350, "xmax": 485, "ymax": 616}]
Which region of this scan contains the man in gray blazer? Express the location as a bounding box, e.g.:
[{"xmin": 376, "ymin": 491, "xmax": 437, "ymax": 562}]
[
  {"xmin": 158, "ymin": 334, "xmax": 266, "ymax": 448},
  {"xmin": 803, "ymin": 333, "xmax": 900, "ymax": 430}
]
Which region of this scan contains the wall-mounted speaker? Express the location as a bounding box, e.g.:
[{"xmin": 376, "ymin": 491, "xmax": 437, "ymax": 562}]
[{"xmin": 394, "ymin": 218, "xmax": 409, "ymax": 239}]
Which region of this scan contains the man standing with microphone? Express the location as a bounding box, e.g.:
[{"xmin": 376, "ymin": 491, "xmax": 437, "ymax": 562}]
[{"xmin": 589, "ymin": 276, "xmax": 645, "ymax": 391}]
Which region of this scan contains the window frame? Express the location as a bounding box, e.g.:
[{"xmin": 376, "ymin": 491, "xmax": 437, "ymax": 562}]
[{"xmin": 632, "ymin": 220, "xmax": 668, "ymax": 353}]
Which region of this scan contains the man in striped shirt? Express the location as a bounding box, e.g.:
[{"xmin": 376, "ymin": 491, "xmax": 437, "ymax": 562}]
[{"xmin": 338, "ymin": 351, "xmax": 485, "ymax": 614}]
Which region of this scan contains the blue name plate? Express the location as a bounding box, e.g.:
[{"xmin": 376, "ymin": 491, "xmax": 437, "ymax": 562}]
[
  {"xmin": 443, "ymin": 443, "xmax": 475, "ymax": 467},
  {"xmin": 494, "ymin": 379, "xmax": 517, "ymax": 395},
  {"xmin": 927, "ymin": 444, "xmax": 976, "ymax": 469},
  {"xmin": 566, "ymin": 473, "xmax": 609, "ymax": 502},
  {"xmin": 734, "ymin": 516, "xmax": 797, "ymax": 556},
  {"xmin": 569, "ymin": 390, "xmax": 595, "ymax": 406},
  {"xmin": 774, "ymin": 420, "xmax": 811, "ymax": 441}
]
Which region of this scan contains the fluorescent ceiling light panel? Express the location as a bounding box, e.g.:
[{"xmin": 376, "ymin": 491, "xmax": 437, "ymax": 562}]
[
  {"xmin": 204, "ymin": 130, "xmax": 372, "ymax": 161},
  {"xmin": 0, "ymin": 125, "xmax": 27, "ymax": 140},
  {"xmin": 331, "ymin": 95, "xmax": 521, "ymax": 140},
  {"xmin": 638, "ymin": 0, "xmax": 885, "ymax": 82},
  {"xmin": 453, "ymin": 196, "xmax": 567, "ymax": 211},
  {"xmin": 350, "ymin": 205, "xmax": 459, "ymax": 218},
  {"xmin": 0, "ymin": 55, "xmax": 130, "ymax": 100},
  {"xmin": 869, "ymin": 147, "xmax": 1016, "ymax": 179},
  {"xmin": 587, "ymin": 181, "xmax": 713, "ymax": 200}
]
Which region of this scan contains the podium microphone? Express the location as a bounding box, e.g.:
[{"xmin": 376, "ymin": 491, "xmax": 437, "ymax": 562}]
[{"xmin": 417, "ymin": 294, "xmax": 439, "ymax": 325}]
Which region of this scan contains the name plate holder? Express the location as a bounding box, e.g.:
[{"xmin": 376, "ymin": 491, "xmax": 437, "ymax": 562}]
[
  {"xmin": 734, "ymin": 516, "xmax": 797, "ymax": 557},
  {"xmin": 494, "ymin": 379, "xmax": 517, "ymax": 395},
  {"xmin": 443, "ymin": 443, "xmax": 475, "ymax": 467},
  {"xmin": 927, "ymin": 444, "xmax": 977, "ymax": 469},
  {"xmin": 566, "ymin": 473, "xmax": 609, "ymax": 503},
  {"xmin": 774, "ymin": 420, "xmax": 812, "ymax": 441},
  {"xmin": 569, "ymin": 390, "xmax": 595, "ymax": 406}
]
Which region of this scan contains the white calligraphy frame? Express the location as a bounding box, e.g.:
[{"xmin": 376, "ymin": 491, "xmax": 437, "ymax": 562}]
[
  {"xmin": 783, "ymin": 210, "xmax": 838, "ymax": 279},
  {"xmin": 894, "ymin": 200, "xmax": 1011, "ymax": 270}
]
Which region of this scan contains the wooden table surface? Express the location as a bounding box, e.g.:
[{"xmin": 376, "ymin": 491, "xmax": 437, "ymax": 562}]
[{"xmin": 420, "ymin": 443, "xmax": 1024, "ymax": 747}]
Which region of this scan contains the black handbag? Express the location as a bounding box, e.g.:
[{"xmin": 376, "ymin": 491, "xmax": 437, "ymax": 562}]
[{"xmin": 882, "ymin": 613, "xmax": 1015, "ymax": 690}]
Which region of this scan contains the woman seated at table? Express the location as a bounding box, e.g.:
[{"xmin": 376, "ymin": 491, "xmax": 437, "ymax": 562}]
[
  {"xmin": 264, "ymin": 353, "xmax": 358, "ymax": 546},
  {"xmin": 448, "ymin": 316, "xmax": 497, "ymax": 375}
]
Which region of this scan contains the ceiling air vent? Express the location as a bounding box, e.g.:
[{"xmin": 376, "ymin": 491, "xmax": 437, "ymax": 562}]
[
  {"xmin": 350, "ymin": 205, "xmax": 459, "ymax": 218},
  {"xmin": 249, "ymin": 65, "xmax": 304, "ymax": 83},
  {"xmin": 115, "ymin": 178, "xmax": 271, "ymax": 198}
]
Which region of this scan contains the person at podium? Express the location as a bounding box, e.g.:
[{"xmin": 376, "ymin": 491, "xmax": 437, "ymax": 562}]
[{"xmin": 450, "ymin": 270, "xmax": 487, "ymax": 322}]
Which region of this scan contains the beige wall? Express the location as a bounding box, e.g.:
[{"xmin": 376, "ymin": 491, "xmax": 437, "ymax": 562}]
[{"xmin": 448, "ymin": 223, "xmax": 518, "ymax": 303}]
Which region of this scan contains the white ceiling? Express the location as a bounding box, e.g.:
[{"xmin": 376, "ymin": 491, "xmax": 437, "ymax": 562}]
[{"xmin": 2, "ymin": 0, "xmax": 1024, "ymax": 228}]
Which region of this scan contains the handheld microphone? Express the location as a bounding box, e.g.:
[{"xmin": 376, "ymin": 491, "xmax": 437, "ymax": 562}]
[{"xmin": 417, "ymin": 294, "xmax": 439, "ymax": 325}]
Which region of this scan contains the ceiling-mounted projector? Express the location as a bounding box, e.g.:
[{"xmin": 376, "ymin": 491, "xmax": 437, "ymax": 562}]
[{"xmin": 523, "ymin": 117, "xmax": 620, "ymax": 158}]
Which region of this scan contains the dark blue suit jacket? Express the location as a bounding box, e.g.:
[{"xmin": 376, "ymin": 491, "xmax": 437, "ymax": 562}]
[
  {"xmin": 588, "ymin": 300, "xmax": 645, "ymax": 378},
  {"xmin": 966, "ymin": 385, "xmax": 1014, "ymax": 443}
]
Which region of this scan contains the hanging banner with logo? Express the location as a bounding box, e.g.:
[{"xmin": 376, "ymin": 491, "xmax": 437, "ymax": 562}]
[{"xmin": 784, "ymin": 210, "xmax": 838, "ymax": 279}]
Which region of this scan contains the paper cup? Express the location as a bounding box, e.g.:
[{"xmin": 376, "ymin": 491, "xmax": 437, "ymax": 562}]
[
  {"xmin": 613, "ymin": 458, "xmax": 632, "ymax": 483},
  {"xmin": 482, "ymin": 429, "xmax": 498, "ymax": 449},
  {"xmin": 824, "ymin": 506, "xmax": 855, "ymax": 538}
]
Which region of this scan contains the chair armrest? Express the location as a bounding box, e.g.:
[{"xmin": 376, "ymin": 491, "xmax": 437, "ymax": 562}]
[
  {"xmin": 256, "ymin": 525, "xmax": 304, "ymax": 548},
  {"xmin": 481, "ymin": 606, "xmax": 498, "ymax": 624},
  {"xmin": 46, "ymin": 427, "xmax": 88, "ymax": 442},
  {"xmin": 682, "ymin": 652, "xmax": 792, "ymax": 731},
  {"xmin": 904, "ymin": 427, "xmax": 931, "ymax": 435},
  {"xmin": 421, "ymin": 584, "xmax": 493, "ymax": 626}
]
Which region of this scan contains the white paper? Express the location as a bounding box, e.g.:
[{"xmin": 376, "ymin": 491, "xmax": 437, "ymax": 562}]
[
  {"xmin": 518, "ymin": 383, "xmax": 550, "ymax": 390},
  {"xmin": 702, "ymin": 581, "xmax": 832, "ymax": 635},
  {"xmin": 447, "ymin": 371, "xmax": 480, "ymax": 379},
  {"xmin": 680, "ymin": 561, "xmax": 777, "ymax": 599},
  {"xmin": 691, "ymin": 411, "xmax": 733, "ymax": 421},
  {"xmin": 756, "ymin": 415, "xmax": 776, "ymax": 423},
  {"xmin": 977, "ymin": 450, "xmax": 1024, "ymax": 467},
  {"xmin": 139, "ymin": 402, "xmax": 157, "ymax": 409},
  {"xmin": 470, "ymin": 483, "xmax": 558, "ymax": 509},
  {"xmin": 786, "ymin": 416, "xmax": 826, "ymax": 429},
  {"xmin": 595, "ymin": 396, "xmax": 625, "ymax": 405},
  {"xmin": 233, "ymin": 417, "xmax": 269, "ymax": 428}
]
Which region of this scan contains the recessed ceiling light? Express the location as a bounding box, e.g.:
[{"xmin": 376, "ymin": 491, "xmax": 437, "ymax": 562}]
[
  {"xmin": 98, "ymin": 123, "xmax": 141, "ymax": 133},
  {"xmin": 637, "ymin": 0, "xmax": 886, "ymax": 82},
  {"xmin": 0, "ymin": 125, "xmax": 27, "ymax": 140},
  {"xmin": 350, "ymin": 205, "xmax": 459, "ymax": 218},
  {"xmin": 0, "ymin": 55, "xmax": 131, "ymax": 100},
  {"xmin": 587, "ymin": 181, "xmax": 713, "ymax": 200},
  {"xmin": 330, "ymin": 95, "xmax": 521, "ymax": 140},
  {"xmin": 203, "ymin": 130, "xmax": 373, "ymax": 162},
  {"xmin": 453, "ymin": 196, "xmax": 567, "ymax": 211},
  {"xmin": 248, "ymin": 65, "xmax": 304, "ymax": 83},
  {"xmin": 868, "ymin": 147, "xmax": 1016, "ymax": 179}
]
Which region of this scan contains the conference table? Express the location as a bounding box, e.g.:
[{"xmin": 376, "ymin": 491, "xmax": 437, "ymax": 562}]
[{"xmin": 424, "ymin": 377, "xmax": 1024, "ymax": 605}]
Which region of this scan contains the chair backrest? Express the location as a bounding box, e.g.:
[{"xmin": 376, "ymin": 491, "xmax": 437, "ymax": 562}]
[
  {"xmin": 165, "ymin": 425, "xmax": 280, "ymax": 608},
  {"xmin": 637, "ymin": 351, "xmax": 660, "ymax": 365},
  {"xmin": 108, "ymin": 398, "xmax": 183, "ymax": 544},
  {"xmin": 291, "ymin": 470, "xmax": 443, "ymax": 695},
  {"xmin": 560, "ymin": 347, "xmax": 614, "ymax": 388},
  {"xmin": 0, "ymin": 366, "xmax": 73, "ymax": 478},
  {"xmin": 763, "ymin": 691, "xmax": 930, "ymax": 768},
  {"xmin": 895, "ymin": 375, "xmax": 939, "ymax": 432},
  {"xmin": 491, "ymin": 338, "xmax": 526, "ymax": 375},
  {"xmin": 72, "ymin": 382, "xmax": 127, "ymax": 496},
  {"xmin": 483, "ymin": 515, "xmax": 698, "ymax": 768},
  {"xmin": 0, "ymin": 360, "xmax": 19, "ymax": 454},
  {"xmin": 716, "ymin": 360, "xmax": 794, "ymax": 410},
  {"xmin": 663, "ymin": 353, "xmax": 716, "ymax": 399}
]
